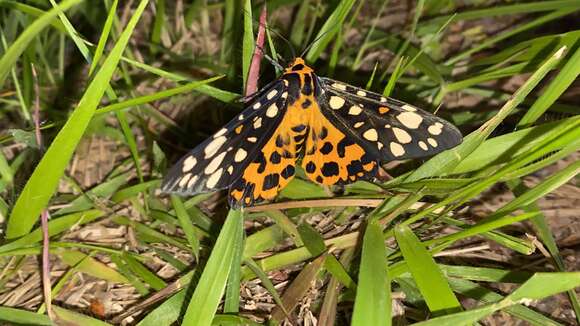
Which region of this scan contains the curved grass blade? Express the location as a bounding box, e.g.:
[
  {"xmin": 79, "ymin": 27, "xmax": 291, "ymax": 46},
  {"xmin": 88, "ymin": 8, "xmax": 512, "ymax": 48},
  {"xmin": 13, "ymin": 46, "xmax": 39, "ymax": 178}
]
[
  {"xmin": 6, "ymin": 0, "xmax": 149, "ymax": 239},
  {"xmin": 352, "ymin": 220, "xmax": 390, "ymax": 325},
  {"xmin": 395, "ymin": 224, "xmax": 461, "ymax": 316},
  {"xmin": 0, "ymin": 0, "xmax": 83, "ymax": 87},
  {"xmin": 305, "ymin": 0, "xmax": 357, "ymax": 63},
  {"xmin": 182, "ymin": 209, "xmax": 244, "ymax": 326}
]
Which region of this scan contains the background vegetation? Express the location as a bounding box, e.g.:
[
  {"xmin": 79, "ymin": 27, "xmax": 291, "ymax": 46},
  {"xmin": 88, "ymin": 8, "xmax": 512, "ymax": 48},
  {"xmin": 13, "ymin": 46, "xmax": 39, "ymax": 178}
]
[{"xmin": 0, "ymin": 0, "xmax": 579, "ymax": 325}]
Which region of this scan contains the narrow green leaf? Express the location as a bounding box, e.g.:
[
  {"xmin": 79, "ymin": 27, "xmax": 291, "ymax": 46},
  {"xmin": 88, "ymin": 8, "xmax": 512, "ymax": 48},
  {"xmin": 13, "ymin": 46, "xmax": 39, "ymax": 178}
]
[
  {"xmin": 395, "ymin": 224, "xmax": 461, "ymax": 315},
  {"xmin": 508, "ymin": 272, "xmax": 580, "ymax": 302},
  {"xmin": 53, "ymin": 306, "xmax": 113, "ymax": 326},
  {"xmin": 518, "ymin": 40, "xmax": 580, "ymax": 127},
  {"xmin": 352, "ymin": 221, "xmax": 390, "ymax": 325},
  {"xmin": 171, "ymin": 195, "xmax": 200, "ymax": 259},
  {"xmin": 305, "ymin": 0, "xmax": 357, "ymax": 63},
  {"xmin": 0, "ymin": 210, "xmax": 104, "ymax": 254},
  {"xmin": 0, "ymin": 0, "xmax": 84, "ymax": 86},
  {"xmin": 89, "ymin": 0, "xmax": 118, "ymax": 75},
  {"xmin": 0, "ymin": 307, "xmax": 52, "ymax": 325},
  {"xmin": 182, "ymin": 209, "xmax": 244, "ymax": 326},
  {"xmin": 6, "ymin": 0, "xmax": 149, "ymax": 239}
]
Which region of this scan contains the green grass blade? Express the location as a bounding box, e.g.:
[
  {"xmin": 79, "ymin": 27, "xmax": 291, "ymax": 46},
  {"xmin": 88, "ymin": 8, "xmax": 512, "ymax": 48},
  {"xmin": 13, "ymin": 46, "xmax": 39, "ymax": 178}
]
[
  {"xmin": 518, "ymin": 41, "xmax": 580, "ymax": 127},
  {"xmin": 400, "ymin": 46, "xmax": 567, "ymax": 184},
  {"xmin": 96, "ymin": 75, "xmax": 225, "ymax": 115},
  {"xmin": 0, "ymin": 1, "xmax": 67, "ymax": 33},
  {"xmin": 395, "ymin": 224, "xmax": 461, "ymax": 315},
  {"xmin": 305, "ymin": 0, "xmax": 356, "ymax": 63},
  {"xmin": 170, "ymin": 195, "xmax": 200, "ymax": 260},
  {"xmin": 0, "ymin": 0, "xmax": 84, "ymax": 87},
  {"xmin": 0, "ymin": 307, "xmax": 52, "ymax": 325},
  {"xmin": 52, "ymin": 306, "xmax": 113, "ymax": 326},
  {"xmin": 352, "ymin": 220, "xmax": 390, "ymax": 325},
  {"xmin": 182, "ymin": 209, "xmax": 244, "ymax": 326},
  {"xmin": 89, "ymin": 0, "xmax": 118, "ymax": 75},
  {"xmin": 6, "ymin": 0, "xmax": 149, "ymax": 239}
]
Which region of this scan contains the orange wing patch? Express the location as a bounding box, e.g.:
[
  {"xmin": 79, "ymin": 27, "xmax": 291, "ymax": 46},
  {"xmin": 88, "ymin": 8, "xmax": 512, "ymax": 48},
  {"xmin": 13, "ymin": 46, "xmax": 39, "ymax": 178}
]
[
  {"xmin": 229, "ymin": 114, "xmax": 302, "ymax": 206},
  {"xmin": 302, "ymin": 101, "xmax": 376, "ymax": 185}
]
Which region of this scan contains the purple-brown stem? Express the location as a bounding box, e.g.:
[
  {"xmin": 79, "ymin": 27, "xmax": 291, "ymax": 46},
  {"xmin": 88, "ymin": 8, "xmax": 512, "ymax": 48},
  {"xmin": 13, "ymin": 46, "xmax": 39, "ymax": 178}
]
[{"xmin": 245, "ymin": 5, "xmax": 267, "ymax": 96}]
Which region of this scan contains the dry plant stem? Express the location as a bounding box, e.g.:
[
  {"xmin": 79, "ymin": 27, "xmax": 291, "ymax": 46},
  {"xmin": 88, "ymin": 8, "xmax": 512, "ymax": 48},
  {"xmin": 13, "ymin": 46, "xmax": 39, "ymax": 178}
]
[
  {"xmin": 245, "ymin": 5, "xmax": 267, "ymax": 96},
  {"xmin": 246, "ymin": 198, "xmax": 447, "ymax": 212},
  {"xmin": 245, "ymin": 198, "xmax": 386, "ymax": 211},
  {"xmin": 32, "ymin": 64, "xmax": 53, "ymax": 320}
]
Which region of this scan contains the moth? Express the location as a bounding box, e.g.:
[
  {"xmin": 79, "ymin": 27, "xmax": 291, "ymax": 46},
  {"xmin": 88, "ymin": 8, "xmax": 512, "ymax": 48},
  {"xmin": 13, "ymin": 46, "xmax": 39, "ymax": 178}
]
[{"xmin": 161, "ymin": 58, "xmax": 462, "ymax": 207}]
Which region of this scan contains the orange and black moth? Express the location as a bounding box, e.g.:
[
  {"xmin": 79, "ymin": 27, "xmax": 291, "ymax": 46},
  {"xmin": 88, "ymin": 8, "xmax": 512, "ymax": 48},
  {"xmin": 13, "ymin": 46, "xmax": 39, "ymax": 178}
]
[{"xmin": 161, "ymin": 58, "xmax": 463, "ymax": 207}]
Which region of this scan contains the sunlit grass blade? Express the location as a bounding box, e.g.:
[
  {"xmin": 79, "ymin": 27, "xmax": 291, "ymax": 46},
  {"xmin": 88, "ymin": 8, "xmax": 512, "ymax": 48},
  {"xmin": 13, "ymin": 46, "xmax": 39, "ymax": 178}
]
[
  {"xmin": 89, "ymin": 0, "xmax": 118, "ymax": 75},
  {"xmin": 400, "ymin": 46, "xmax": 567, "ymax": 184},
  {"xmin": 0, "ymin": 210, "xmax": 104, "ymax": 254},
  {"xmin": 352, "ymin": 221, "xmax": 390, "ymax": 325},
  {"xmin": 518, "ymin": 41, "xmax": 580, "ymax": 127},
  {"xmin": 415, "ymin": 272, "xmax": 580, "ymax": 326},
  {"xmin": 6, "ymin": 0, "xmax": 149, "ymax": 239},
  {"xmin": 0, "ymin": 0, "xmax": 83, "ymax": 86},
  {"xmin": 394, "ymin": 224, "xmax": 461, "ymax": 315},
  {"xmin": 305, "ymin": 0, "xmax": 357, "ymax": 63},
  {"xmin": 0, "ymin": 307, "xmax": 52, "ymax": 325},
  {"xmin": 52, "ymin": 306, "xmax": 112, "ymax": 326},
  {"xmin": 182, "ymin": 209, "xmax": 244, "ymax": 326},
  {"xmin": 57, "ymin": 249, "xmax": 128, "ymax": 283}
]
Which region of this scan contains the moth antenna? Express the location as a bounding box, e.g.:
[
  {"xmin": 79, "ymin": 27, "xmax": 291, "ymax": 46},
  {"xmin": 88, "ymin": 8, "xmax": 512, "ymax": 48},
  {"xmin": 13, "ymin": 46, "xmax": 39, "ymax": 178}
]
[{"xmin": 300, "ymin": 28, "xmax": 337, "ymax": 59}]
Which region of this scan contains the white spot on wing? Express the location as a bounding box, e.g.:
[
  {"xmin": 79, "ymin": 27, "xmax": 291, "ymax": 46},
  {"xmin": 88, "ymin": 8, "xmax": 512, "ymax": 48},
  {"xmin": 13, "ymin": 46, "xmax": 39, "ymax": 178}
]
[
  {"xmin": 354, "ymin": 122, "xmax": 364, "ymax": 128},
  {"xmin": 329, "ymin": 96, "xmax": 345, "ymax": 110},
  {"xmin": 357, "ymin": 90, "xmax": 366, "ymax": 96},
  {"xmin": 182, "ymin": 156, "xmax": 197, "ymax": 172},
  {"xmin": 178, "ymin": 173, "xmax": 192, "ymax": 187},
  {"xmin": 428, "ymin": 122, "xmax": 443, "ymax": 135},
  {"xmin": 253, "ymin": 102, "xmax": 261, "ymax": 110},
  {"xmin": 392, "ymin": 127, "xmax": 412, "ymax": 144},
  {"xmin": 234, "ymin": 148, "xmax": 247, "ymax": 162},
  {"xmin": 397, "ymin": 112, "xmax": 423, "ymax": 129},
  {"xmin": 380, "ymin": 97, "xmax": 387, "ymax": 103},
  {"xmin": 428, "ymin": 138, "xmax": 438, "ymax": 147},
  {"xmin": 253, "ymin": 117, "xmax": 262, "ymax": 129},
  {"xmin": 204, "ymin": 136, "xmax": 227, "ymax": 158},
  {"xmin": 238, "ymin": 114, "xmax": 245, "ymax": 120},
  {"xmin": 266, "ymin": 89, "xmax": 278, "ymax": 100},
  {"xmin": 348, "ymin": 105, "xmax": 362, "ymax": 115},
  {"xmin": 363, "ymin": 129, "xmax": 378, "ymax": 141},
  {"xmin": 266, "ymin": 104, "xmax": 278, "ymax": 118},
  {"xmin": 390, "ymin": 142, "xmax": 405, "ymax": 157},
  {"xmin": 186, "ymin": 175, "xmax": 199, "ymax": 188},
  {"xmin": 402, "ymin": 104, "xmax": 417, "ymax": 111},
  {"xmin": 377, "ymin": 142, "xmax": 383, "ymax": 150},
  {"xmin": 332, "ymin": 83, "xmax": 347, "ymax": 90},
  {"xmin": 247, "ymin": 137, "xmax": 257, "ymax": 143},
  {"xmin": 214, "ymin": 128, "xmax": 227, "ymax": 138},
  {"xmin": 204, "ymin": 151, "xmax": 226, "ymax": 174},
  {"xmin": 206, "ymin": 168, "xmax": 223, "ymax": 188},
  {"xmin": 419, "ymin": 141, "xmax": 428, "ymax": 151},
  {"xmin": 227, "ymin": 166, "xmax": 234, "ymax": 174}
]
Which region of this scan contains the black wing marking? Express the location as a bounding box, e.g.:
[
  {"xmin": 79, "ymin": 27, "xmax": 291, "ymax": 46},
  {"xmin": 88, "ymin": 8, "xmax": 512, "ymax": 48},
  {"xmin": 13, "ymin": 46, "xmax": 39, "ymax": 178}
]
[
  {"xmin": 317, "ymin": 77, "xmax": 462, "ymax": 161},
  {"xmin": 161, "ymin": 80, "xmax": 289, "ymax": 195}
]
